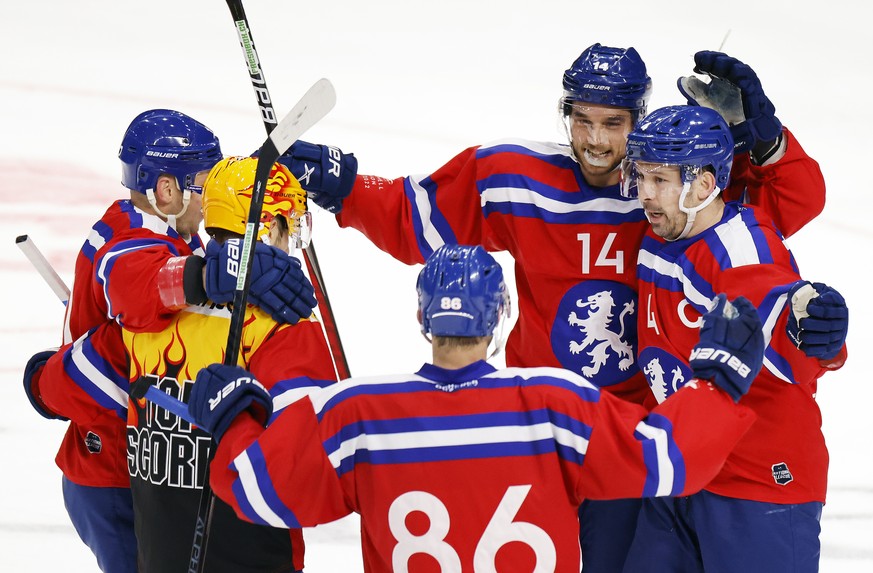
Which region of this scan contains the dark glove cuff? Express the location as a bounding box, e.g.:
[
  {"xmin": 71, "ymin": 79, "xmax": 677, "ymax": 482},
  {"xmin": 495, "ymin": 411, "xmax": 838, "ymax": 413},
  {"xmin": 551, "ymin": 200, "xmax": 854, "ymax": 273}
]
[
  {"xmin": 24, "ymin": 350, "xmax": 68, "ymax": 420},
  {"xmin": 183, "ymin": 256, "xmax": 208, "ymax": 305},
  {"xmin": 750, "ymin": 133, "xmax": 784, "ymax": 166}
]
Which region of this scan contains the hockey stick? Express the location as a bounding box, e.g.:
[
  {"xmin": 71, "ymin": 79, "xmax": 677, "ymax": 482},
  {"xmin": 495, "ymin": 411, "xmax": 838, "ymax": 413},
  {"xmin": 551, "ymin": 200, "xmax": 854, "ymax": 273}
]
[
  {"xmin": 16, "ymin": 235, "xmax": 71, "ymax": 304},
  {"xmin": 225, "ymin": 0, "xmax": 352, "ymax": 381},
  {"xmin": 187, "ymin": 78, "xmax": 336, "ymax": 573},
  {"xmin": 16, "ymin": 235, "xmax": 207, "ymax": 423}
]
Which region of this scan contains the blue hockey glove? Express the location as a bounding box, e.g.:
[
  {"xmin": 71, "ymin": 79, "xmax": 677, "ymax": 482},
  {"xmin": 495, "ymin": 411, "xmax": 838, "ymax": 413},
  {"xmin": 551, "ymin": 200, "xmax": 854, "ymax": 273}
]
[
  {"xmin": 677, "ymin": 51, "xmax": 782, "ymax": 155},
  {"xmin": 204, "ymin": 239, "xmax": 317, "ymax": 325},
  {"xmin": 690, "ymin": 294, "xmax": 764, "ymax": 402},
  {"xmin": 24, "ymin": 348, "xmax": 67, "ymax": 420},
  {"xmin": 787, "ymin": 281, "xmax": 848, "ymax": 361},
  {"xmin": 276, "ymin": 140, "xmax": 357, "ymax": 213},
  {"xmin": 188, "ymin": 364, "xmax": 272, "ymax": 442}
]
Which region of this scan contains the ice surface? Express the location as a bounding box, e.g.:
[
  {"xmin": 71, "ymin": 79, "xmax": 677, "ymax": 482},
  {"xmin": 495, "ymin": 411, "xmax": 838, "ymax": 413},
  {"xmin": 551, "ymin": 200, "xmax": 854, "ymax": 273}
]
[{"xmin": 1, "ymin": 0, "xmax": 869, "ymax": 570}]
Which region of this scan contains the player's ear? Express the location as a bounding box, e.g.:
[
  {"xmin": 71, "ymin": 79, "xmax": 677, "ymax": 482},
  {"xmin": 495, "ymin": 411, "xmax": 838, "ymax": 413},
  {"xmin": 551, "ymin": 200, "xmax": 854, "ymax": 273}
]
[
  {"xmin": 154, "ymin": 174, "xmax": 176, "ymax": 205},
  {"xmin": 695, "ymin": 170, "xmax": 718, "ymax": 199}
]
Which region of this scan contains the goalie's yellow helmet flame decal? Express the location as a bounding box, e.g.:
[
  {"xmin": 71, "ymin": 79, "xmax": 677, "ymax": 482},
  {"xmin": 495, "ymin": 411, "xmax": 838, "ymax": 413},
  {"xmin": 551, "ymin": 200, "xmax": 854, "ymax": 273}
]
[{"xmin": 202, "ymin": 156, "xmax": 308, "ymax": 241}]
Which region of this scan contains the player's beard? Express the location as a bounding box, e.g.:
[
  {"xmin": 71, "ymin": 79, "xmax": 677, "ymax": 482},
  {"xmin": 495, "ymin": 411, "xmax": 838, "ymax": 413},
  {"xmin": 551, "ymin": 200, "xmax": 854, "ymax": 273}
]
[{"xmin": 644, "ymin": 208, "xmax": 687, "ymax": 242}]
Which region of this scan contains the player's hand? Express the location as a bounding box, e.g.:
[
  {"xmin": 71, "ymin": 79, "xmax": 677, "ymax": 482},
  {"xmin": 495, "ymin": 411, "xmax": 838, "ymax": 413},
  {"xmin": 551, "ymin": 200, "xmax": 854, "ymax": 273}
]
[
  {"xmin": 678, "ymin": 51, "xmax": 782, "ymax": 157},
  {"xmin": 23, "ymin": 348, "xmax": 67, "ymax": 420},
  {"xmin": 188, "ymin": 364, "xmax": 272, "ymax": 442},
  {"xmin": 690, "ymin": 294, "xmax": 764, "ymax": 402},
  {"xmin": 276, "ymin": 140, "xmax": 357, "ymax": 213},
  {"xmin": 204, "ymin": 239, "xmax": 317, "ymax": 325},
  {"xmin": 787, "ymin": 281, "xmax": 848, "ymax": 362}
]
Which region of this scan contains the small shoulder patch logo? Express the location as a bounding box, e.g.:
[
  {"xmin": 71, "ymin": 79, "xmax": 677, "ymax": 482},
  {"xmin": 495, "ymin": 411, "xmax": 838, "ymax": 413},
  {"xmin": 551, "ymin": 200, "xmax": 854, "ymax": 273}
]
[
  {"xmin": 84, "ymin": 431, "xmax": 103, "ymax": 454},
  {"xmin": 772, "ymin": 462, "xmax": 793, "ymax": 485}
]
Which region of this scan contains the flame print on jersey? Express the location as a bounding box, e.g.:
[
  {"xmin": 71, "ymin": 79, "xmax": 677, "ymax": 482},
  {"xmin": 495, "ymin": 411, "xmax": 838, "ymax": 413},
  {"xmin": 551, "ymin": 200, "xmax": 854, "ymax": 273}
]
[{"xmin": 122, "ymin": 302, "xmax": 290, "ymax": 394}]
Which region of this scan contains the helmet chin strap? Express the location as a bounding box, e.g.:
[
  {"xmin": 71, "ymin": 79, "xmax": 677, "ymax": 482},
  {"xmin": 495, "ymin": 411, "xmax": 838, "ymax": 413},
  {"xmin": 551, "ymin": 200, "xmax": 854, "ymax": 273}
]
[
  {"xmin": 145, "ymin": 189, "xmax": 191, "ymax": 232},
  {"xmin": 672, "ymin": 182, "xmax": 721, "ymax": 241}
]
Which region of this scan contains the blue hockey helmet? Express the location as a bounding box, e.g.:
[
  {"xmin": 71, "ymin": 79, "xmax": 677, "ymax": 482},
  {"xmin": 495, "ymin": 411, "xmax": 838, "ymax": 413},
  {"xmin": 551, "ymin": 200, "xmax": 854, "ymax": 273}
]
[
  {"xmin": 622, "ymin": 105, "xmax": 734, "ymax": 240},
  {"xmin": 561, "ymin": 44, "xmax": 653, "ymax": 119},
  {"xmin": 417, "ymin": 245, "xmax": 510, "ymax": 338},
  {"xmin": 119, "ymin": 109, "xmax": 222, "ymax": 194},
  {"xmin": 624, "ymin": 105, "xmax": 734, "ymax": 191}
]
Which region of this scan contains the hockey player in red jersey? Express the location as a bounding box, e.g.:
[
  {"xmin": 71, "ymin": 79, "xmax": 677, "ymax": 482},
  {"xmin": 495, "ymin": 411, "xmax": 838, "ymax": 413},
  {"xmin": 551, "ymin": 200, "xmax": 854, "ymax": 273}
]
[
  {"xmin": 273, "ymin": 46, "xmax": 828, "ymax": 571},
  {"xmin": 187, "ymin": 243, "xmax": 766, "ymax": 573},
  {"xmin": 28, "ymin": 155, "xmax": 334, "ymax": 572},
  {"xmin": 619, "ymin": 105, "xmax": 849, "ymax": 572},
  {"xmin": 22, "ymin": 109, "xmax": 223, "ymax": 573},
  {"xmin": 22, "ymin": 112, "xmax": 319, "ymax": 573}
]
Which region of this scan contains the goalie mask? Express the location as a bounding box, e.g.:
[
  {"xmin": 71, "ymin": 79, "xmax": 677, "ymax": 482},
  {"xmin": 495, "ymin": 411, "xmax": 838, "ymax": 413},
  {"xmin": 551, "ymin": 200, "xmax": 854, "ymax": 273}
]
[
  {"xmin": 202, "ymin": 156, "xmax": 311, "ymax": 251},
  {"xmin": 417, "ymin": 245, "xmax": 511, "ymax": 357}
]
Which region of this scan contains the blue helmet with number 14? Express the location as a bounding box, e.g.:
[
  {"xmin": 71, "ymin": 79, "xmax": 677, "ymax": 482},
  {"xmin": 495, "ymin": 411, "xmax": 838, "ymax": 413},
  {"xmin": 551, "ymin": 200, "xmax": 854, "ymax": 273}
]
[
  {"xmin": 561, "ymin": 43, "xmax": 653, "ymax": 121},
  {"xmin": 417, "ymin": 245, "xmax": 510, "ymax": 339}
]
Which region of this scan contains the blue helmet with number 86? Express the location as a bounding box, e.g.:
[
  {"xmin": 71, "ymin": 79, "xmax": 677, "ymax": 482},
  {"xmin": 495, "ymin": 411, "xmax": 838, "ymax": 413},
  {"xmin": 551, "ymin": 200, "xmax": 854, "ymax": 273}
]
[{"xmin": 417, "ymin": 245, "xmax": 510, "ymax": 338}]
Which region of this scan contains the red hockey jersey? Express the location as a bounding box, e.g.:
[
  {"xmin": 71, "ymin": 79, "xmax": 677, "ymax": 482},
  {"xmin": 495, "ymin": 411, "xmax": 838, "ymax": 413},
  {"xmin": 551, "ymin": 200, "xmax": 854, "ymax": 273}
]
[
  {"xmin": 335, "ymin": 129, "xmax": 823, "ymax": 407},
  {"xmin": 41, "ymin": 199, "xmax": 205, "ymax": 488},
  {"xmin": 636, "ymin": 202, "xmax": 830, "ymax": 504},
  {"xmin": 210, "ymin": 360, "xmax": 755, "ymax": 573}
]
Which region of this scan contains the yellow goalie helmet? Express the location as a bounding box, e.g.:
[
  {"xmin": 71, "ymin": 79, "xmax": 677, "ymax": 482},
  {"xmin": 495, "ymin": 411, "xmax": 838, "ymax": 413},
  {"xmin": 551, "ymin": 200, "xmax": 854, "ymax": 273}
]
[{"xmin": 202, "ymin": 156, "xmax": 311, "ymax": 249}]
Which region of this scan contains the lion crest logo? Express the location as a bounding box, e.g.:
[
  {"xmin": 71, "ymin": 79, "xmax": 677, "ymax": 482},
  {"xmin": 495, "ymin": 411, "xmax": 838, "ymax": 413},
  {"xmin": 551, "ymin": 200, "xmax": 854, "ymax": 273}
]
[
  {"xmin": 638, "ymin": 347, "xmax": 692, "ymax": 403},
  {"xmin": 552, "ymin": 281, "xmax": 638, "ymax": 386},
  {"xmin": 568, "ymin": 290, "xmax": 635, "ymax": 377}
]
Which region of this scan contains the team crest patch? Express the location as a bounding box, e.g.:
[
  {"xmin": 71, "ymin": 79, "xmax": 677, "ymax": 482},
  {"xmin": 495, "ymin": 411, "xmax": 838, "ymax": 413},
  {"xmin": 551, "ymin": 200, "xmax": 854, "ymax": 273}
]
[
  {"xmin": 772, "ymin": 462, "xmax": 793, "ymax": 485},
  {"xmin": 84, "ymin": 431, "xmax": 102, "ymax": 454},
  {"xmin": 551, "ymin": 280, "xmax": 638, "ymax": 387},
  {"xmin": 639, "ymin": 346, "xmax": 693, "ymax": 404}
]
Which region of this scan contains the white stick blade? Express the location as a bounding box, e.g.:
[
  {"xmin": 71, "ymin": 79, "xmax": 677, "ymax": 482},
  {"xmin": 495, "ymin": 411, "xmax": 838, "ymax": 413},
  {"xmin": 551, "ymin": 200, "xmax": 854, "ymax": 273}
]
[
  {"xmin": 16, "ymin": 235, "xmax": 71, "ymax": 303},
  {"xmin": 268, "ymin": 78, "xmax": 336, "ymax": 154}
]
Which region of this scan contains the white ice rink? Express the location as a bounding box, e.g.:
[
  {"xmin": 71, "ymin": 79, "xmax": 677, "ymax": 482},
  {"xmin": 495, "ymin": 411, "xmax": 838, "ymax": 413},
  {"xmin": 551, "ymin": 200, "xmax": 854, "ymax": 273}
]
[{"xmin": 1, "ymin": 0, "xmax": 870, "ymax": 570}]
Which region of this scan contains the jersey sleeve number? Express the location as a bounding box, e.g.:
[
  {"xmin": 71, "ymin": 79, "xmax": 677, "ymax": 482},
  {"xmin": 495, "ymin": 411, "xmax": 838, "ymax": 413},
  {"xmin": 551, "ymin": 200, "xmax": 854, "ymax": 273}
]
[{"xmin": 388, "ymin": 485, "xmax": 556, "ymax": 572}]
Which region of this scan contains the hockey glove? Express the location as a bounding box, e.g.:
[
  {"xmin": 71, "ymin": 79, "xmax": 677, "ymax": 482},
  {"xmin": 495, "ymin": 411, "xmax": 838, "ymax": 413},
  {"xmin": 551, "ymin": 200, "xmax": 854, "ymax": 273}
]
[
  {"xmin": 188, "ymin": 364, "xmax": 272, "ymax": 442},
  {"xmin": 678, "ymin": 51, "xmax": 782, "ymax": 157},
  {"xmin": 787, "ymin": 281, "xmax": 848, "ymax": 361},
  {"xmin": 204, "ymin": 239, "xmax": 317, "ymax": 325},
  {"xmin": 276, "ymin": 140, "xmax": 357, "ymax": 213},
  {"xmin": 23, "ymin": 348, "xmax": 67, "ymax": 420},
  {"xmin": 690, "ymin": 294, "xmax": 764, "ymax": 402}
]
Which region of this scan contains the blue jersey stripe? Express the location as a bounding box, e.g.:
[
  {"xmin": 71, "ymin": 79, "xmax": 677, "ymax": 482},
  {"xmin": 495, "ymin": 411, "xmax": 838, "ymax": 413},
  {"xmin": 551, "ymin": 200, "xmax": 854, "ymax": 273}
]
[
  {"xmin": 324, "ymin": 408, "xmax": 593, "ymax": 477},
  {"xmin": 476, "ymin": 141, "xmax": 578, "ymax": 169},
  {"xmin": 96, "ymin": 238, "xmax": 182, "ymax": 322},
  {"xmin": 232, "ymin": 442, "xmax": 302, "ymax": 528},
  {"xmin": 634, "ymin": 412, "xmax": 685, "ymax": 497},
  {"xmin": 63, "ymin": 332, "xmax": 128, "ymax": 419}
]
